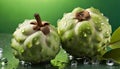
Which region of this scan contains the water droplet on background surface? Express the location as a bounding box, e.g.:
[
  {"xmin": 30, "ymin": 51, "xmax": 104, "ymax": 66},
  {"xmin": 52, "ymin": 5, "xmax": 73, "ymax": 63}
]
[
  {"xmin": 106, "ymin": 60, "xmax": 114, "ymax": 66},
  {"xmin": 1, "ymin": 58, "xmax": 8, "ymax": 67},
  {"xmin": 69, "ymin": 55, "xmax": 73, "ymax": 60},
  {"xmin": 0, "ymin": 48, "xmax": 3, "ymax": 59},
  {"xmin": 20, "ymin": 61, "xmax": 32, "ymax": 67},
  {"xmin": 1, "ymin": 58, "xmax": 8, "ymax": 64},
  {"xmin": 92, "ymin": 59, "xmax": 99, "ymax": 65},
  {"xmin": 71, "ymin": 60, "xmax": 78, "ymax": 68},
  {"xmin": 83, "ymin": 58, "xmax": 90, "ymax": 64}
]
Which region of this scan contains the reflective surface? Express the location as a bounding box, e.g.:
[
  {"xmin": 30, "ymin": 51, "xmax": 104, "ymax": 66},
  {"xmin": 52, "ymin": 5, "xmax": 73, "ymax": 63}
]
[{"xmin": 1, "ymin": 33, "xmax": 120, "ymax": 69}]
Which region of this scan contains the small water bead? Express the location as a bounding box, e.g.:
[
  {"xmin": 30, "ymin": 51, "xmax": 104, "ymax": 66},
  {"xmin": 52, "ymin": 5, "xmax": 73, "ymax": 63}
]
[
  {"xmin": 101, "ymin": 23, "xmax": 104, "ymax": 25},
  {"xmin": 20, "ymin": 61, "xmax": 32, "ymax": 67},
  {"xmin": 71, "ymin": 60, "xmax": 78, "ymax": 68},
  {"xmin": 0, "ymin": 48, "xmax": 3, "ymax": 53},
  {"xmin": 91, "ymin": 59, "xmax": 99, "ymax": 65},
  {"xmin": 1, "ymin": 58, "xmax": 8, "ymax": 66},
  {"xmin": 69, "ymin": 55, "xmax": 73, "ymax": 60},
  {"xmin": 106, "ymin": 60, "xmax": 114, "ymax": 66},
  {"xmin": 20, "ymin": 61, "xmax": 25, "ymax": 65},
  {"xmin": 104, "ymin": 31, "xmax": 110, "ymax": 38},
  {"xmin": 1, "ymin": 66, "xmax": 5, "ymax": 69},
  {"xmin": 0, "ymin": 48, "xmax": 3, "ymax": 59},
  {"xmin": 21, "ymin": 29, "xmax": 25, "ymax": 34},
  {"xmin": 83, "ymin": 33, "xmax": 87, "ymax": 37},
  {"xmin": 1, "ymin": 62, "xmax": 6, "ymax": 66},
  {"xmin": 83, "ymin": 58, "xmax": 90, "ymax": 64},
  {"xmin": 97, "ymin": 27, "xmax": 102, "ymax": 31}
]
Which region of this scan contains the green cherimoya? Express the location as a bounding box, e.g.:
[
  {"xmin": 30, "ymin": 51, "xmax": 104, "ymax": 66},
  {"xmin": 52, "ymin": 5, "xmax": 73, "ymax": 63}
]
[
  {"xmin": 57, "ymin": 7, "xmax": 112, "ymax": 59},
  {"xmin": 11, "ymin": 14, "xmax": 60, "ymax": 63}
]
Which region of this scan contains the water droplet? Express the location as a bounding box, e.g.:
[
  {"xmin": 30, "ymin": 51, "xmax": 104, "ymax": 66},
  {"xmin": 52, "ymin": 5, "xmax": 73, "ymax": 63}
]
[
  {"xmin": 1, "ymin": 66, "xmax": 5, "ymax": 69},
  {"xmin": 20, "ymin": 61, "xmax": 25, "ymax": 65},
  {"xmin": 69, "ymin": 55, "xmax": 73, "ymax": 60},
  {"xmin": 1, "ymin": 58, "xmax": 8, "ymax": 66},
  {"xmin": 21, "ymin": 29, "xmax": 25, "ymax": 33},
  {"xmin": 1, "ymin": 58, "xmax": 8, "ymax": 64},
  {"xmin": 104, "ymin": 31, "xmax": 109, "ymax": 38},
  {"xmin": 0, "ymin": 48, "xmax": 3, "ymax": 59},
  {"xmin": 83, "ymin": 58, "xmax": 90, "ymax": 64},
  {"xmin": 71, "ymin": 60, "xmax": 78, "ymax": 68},
  {"xmin": 0, "ymin": 48, "xmax": 3, "ymax": 53},
  {"xmin": 98, "ymin": 27, "xmax": 102, "ymax": 31},
  {"xmin": 1, "ymin": 62, "xmax": 6, "ymax": 66},
  {"xmin": 106, "ymin": 60, "xmax": 114, "ymax": 66},
  {"xmin": 20, "ymin": 61, "xmax": 32, "ymax": 67},
  {"xmin": 107, "ymin": 19, "xmax": 109, "ymax": 22},
  {"xmin": 27, "ymin": 42, "xmax": 32, "ymax": 48},
  {"xmin": 35, "ymin": 41, "xmax": 40, "ymax": 45},
  {"xmin": 101, "ymin": 13, "xmax": 103, "ymax": 16},
  {"xmin": 101, "ymin": 23, "xmax": 104, "ymax": 25},
  {"xmin": 84, "ymin": 33, "xmax": 87, "ymax": 37},
  {"xmin": 92, "ymin": 59, "xmax": 99, "ymax": 65}
]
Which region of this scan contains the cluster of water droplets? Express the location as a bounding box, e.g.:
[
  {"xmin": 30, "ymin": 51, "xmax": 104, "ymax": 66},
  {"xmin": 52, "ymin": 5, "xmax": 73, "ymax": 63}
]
[
  {"xmin": 0, "ymin": 47, "xmax": 118, "ymax": 69},
  {"xmin": 69, "ymin": 55, "xmax": 117, "ymax": 68}
]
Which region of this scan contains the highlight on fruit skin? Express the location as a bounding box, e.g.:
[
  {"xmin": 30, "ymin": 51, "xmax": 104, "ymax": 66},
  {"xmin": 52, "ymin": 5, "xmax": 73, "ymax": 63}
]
[
  {"xmin": 11, "ymin": 14, "xmax": 60, "ymax": 63},
  {"xmin": 57, "ymin": 7, "xmax": 112, "ymax": 59}
]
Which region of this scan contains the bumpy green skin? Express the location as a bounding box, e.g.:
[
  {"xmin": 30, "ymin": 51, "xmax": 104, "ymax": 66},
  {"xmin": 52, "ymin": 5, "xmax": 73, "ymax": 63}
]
[
  {"xmin": 11, "ymin": 19, "xmax": 60, "ymax": 63},
  {"xmin": 57, "ymin": 7, "xmax": 112, "ymax": 59}
]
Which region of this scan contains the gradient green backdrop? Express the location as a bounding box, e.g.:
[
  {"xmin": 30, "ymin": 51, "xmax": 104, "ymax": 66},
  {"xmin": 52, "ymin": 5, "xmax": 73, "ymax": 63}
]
[{"xmin": 0, "ymin": 0, "xmax": 120, "ymax": 34}]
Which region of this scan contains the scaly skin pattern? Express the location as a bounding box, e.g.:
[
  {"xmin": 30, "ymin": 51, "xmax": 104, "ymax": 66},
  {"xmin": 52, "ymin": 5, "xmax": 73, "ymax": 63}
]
[
  {"xmin": 57, "ymin": 7, "xmax": 112, "ymax": 59},
  {"xmin": 11, "ymin": 19, "xmax": 60, "ymax": 63}
]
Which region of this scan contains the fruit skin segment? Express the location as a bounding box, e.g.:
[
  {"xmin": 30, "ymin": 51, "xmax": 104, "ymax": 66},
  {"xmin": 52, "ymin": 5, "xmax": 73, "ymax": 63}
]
[
  {"xmin": 57, "ymin": 7, "xmax": 112, "ymax": 59},
  {"xmin": 11, "ymin": 19, "xmax": 60, "ymax": 63}
]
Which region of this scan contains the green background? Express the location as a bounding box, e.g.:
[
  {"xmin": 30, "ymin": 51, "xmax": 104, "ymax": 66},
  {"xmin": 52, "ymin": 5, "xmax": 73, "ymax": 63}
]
[{"xmin": 0, "ymin": 0, "xmax": 120, "ymax": 34}]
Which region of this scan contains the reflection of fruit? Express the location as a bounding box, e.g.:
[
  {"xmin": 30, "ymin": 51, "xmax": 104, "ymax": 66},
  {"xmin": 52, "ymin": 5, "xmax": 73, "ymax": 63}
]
[
  {"xmin": 57, "ymin": 7, "xmax": 112, "ymax": 59},
  {"xmin": 11, "ymin": 14, "xmax": 60, "ymax": 63}
]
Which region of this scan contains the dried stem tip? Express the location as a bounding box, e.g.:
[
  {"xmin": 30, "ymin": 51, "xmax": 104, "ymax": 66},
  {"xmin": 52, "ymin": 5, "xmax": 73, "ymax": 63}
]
[
  {"xmin": 75, "ymin": 10, "xmax": 90, "ymax": 22},
  {"xmin": 34, "ymin": 13, "xmax": 42, "ymax": 27}
]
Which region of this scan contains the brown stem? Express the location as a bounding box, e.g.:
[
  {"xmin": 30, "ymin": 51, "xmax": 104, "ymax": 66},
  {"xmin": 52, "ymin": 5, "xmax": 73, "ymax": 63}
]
[
  {"xmin": 75, "ymin": 10, "xmax": 90, "ymax": 22},
  {"xmin": 34, "ymin": 13, "xmax": 42, "ymax": 27}
]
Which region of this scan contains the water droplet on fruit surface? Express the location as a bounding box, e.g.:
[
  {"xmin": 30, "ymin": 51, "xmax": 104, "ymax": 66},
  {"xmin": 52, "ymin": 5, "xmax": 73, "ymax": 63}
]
[
  {"xmin": 35, "ymin": 41, "xmax": 40, "ymax": 45},
  {"xmin": 104, "ymin": 31, "xmax": 109, "ymax": 38},
  {"xmin": 98, "ymin": 27, "xmax": 102, "ymax": 31},
  {"xmin": 27, "ymin": 42, "xmax": 32, "ymax": 48},
  {"xmin": 101, "ymin": 23, "xmax": 104, "ymax": 25},
  {"xmin": 83, "ymin": 58, "xmax": 90, "ymax": 64},
  {"xmin": 71, "ymin": 60, "xmax": 78, "ymax": 68},
  {"xmin": 83, "ymin": 33, "xmax": 87, "ymax": 37},
  {"xmin": 106, "ymin": 60, "xmax": 114, "ymax": 66},
  {"xmin": 21, "ymin": 29, "xmax": 25, "ymax": 34}
]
